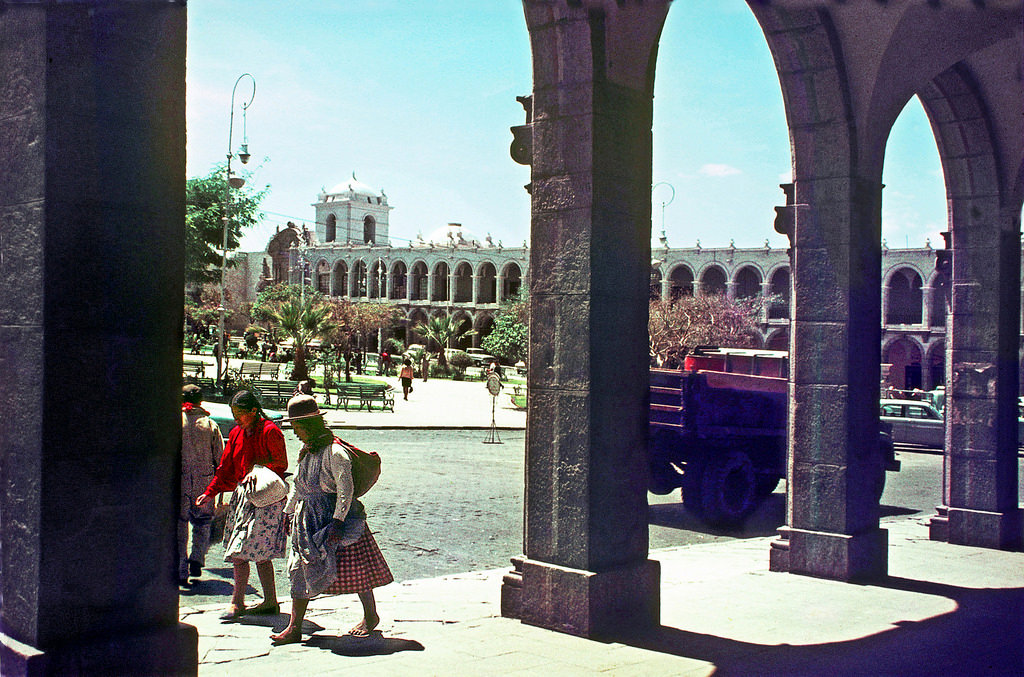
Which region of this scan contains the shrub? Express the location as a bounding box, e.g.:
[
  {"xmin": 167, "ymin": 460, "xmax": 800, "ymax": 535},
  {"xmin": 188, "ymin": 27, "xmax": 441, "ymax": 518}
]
[{"xmin": 447, "ymin": 350, "xmax": 473, "ymax": 377}]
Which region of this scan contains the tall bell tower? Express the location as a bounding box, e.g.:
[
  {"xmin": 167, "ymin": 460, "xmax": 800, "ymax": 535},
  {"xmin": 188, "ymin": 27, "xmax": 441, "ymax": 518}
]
[{"xmin": 313, "ymin": 173, "xmax": 392, "ymax": 245}]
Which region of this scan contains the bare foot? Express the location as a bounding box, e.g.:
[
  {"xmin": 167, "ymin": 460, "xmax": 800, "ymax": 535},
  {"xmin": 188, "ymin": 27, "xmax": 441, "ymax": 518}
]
[
  {"xmin": 270, "ymin": 627, "xmax": 302, "ymax": 645},
  {"xmin": 347, "ymin": 613, "xmax": 379, "ymax": 637}
]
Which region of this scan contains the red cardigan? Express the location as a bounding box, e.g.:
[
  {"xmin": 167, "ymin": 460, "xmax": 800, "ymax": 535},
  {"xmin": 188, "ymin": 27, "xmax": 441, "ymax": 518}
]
[{"xmin": 202, "ymin": 418, "xmax": 287, "ymax": 498}]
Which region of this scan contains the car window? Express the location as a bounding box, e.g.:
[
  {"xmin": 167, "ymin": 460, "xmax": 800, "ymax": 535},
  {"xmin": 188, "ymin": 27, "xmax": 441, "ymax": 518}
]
[
  {"xmin": 906, "ymin": 405, "xmax": 935, "ymax": 419},
  {"xmin": 880, "ymin": 404, "xmax": 902, "ymax": 417}
]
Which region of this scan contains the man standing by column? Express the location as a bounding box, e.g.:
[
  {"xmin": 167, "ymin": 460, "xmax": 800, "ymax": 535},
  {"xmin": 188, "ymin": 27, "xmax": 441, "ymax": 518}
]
[{"xmin": 180, "ymin": 384, "xmax": 225, "ymax": 585}]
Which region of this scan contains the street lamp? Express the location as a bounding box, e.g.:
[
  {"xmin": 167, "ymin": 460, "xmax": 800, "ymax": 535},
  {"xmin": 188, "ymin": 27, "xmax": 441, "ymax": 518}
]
[
  {"xmin": 216, "ymin": 73, "xmax": 256, "ymax": 390},
  {"xmin": 652, "ymin": 181, "xmax": 675, "ymax": 249}
]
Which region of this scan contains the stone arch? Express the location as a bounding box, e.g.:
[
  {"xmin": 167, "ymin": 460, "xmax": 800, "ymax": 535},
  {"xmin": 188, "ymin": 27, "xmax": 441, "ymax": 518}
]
[
  {"xmin": 410, "ymin": 260, "xmax": 429, "ymax": 301},
  {"xmin": 765, "ymin": 327, "xmax": 790, "ymax": 351},
  {"xmin": 452, "ymin": 310, "xmax": 473, "ymax": 349},
  {"xmin": 453, "ymin": 261, "xmax": 473, "ymax": 303},
  {"xmin": 351, "ymin": 260, "xmax": 368, "ymax": 298},
  {"xmin": 363, "ymin": 215, "xmax": 376, "ymax": 244},
  {"xmin": 325, "ymin": 213, "xmax": 337, "ymax": 242},
  {"xmin": 699, "ymin": 265, "xmax": 727, "ymax": 296},
  {"xmin": 368, "ymin": 259, "xmax": 387, "ymax": 299},
  {"xmin": 431, "ymin": 261, "xmax": 450, "ymax": 302},
  {"xmin": 885, "ymin": 266, "xmax": 924, "ymax": 325},
  {"xmin": 478, "ymin": 262, "xmax": 497, "ymax": 304},
  {"xmin": 924, "ymin": 339, "xmax": 946, "ymax": 392},
  {"xmin": 733, "ymin": 265, "xmax": 762, "ymax": 300},
  {"xmin": 474, "ymin": 312, "xmax": 496, "ymax": 345},
  {"xmin": 390, "ymin": 260, "xmax": 408, "ymax": 300},
  {"xmin": 501, "ymin": 261, "xmax": 523, "ymax": 300},
  {"xmin": 668, "ymin": 264, "xmax": 694, "ymax": 299},
  {"xmin": 315, "ymin": 259, "xmax": 331, "ymax": 295},
  {"xmin": 407, "ymin": 308, "xmax": 430, "ymax": 344},
  {"xmin": 767, "ymin": 266, "xmax": 790, "ymax": 319},
  {"xmin": 882, "ymin": 336, "xmax": 925, "ymax": 391},
  {"xmin": 332, "ymin": 260, "xmax": 348, "ymax": 297}
]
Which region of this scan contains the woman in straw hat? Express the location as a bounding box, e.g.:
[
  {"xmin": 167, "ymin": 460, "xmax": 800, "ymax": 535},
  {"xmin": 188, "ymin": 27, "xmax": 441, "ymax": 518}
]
[
  {"xmin": 196, "ymin": 390, "xmax": 288, "ymax": 619},
  {"xmin": 270, "ymin": 394, "xmax": 393, "ymax": 645}
]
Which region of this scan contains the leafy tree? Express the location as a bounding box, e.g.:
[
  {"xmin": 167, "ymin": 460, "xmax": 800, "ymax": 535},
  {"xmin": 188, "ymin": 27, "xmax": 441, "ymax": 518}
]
[
  {"xmin": 414, "ymin": 315, "xmax": 463, "ymax": 370},
  {"xmin": 447, "ymin": 350, "xmax": 474, "ymax": 379},
  {"xmin": 185, "ymin": 165, "xmax": 269, "ymax": 286},
  {"xmin": 481, "ymin": 292, "xmax": 528, "ymax": 365},
  {"xmin": 269, "ymin": 295, "xmax": 336, "ymax": 381},
  {"xmin": 648, "ymin": 294, "xmax": 771, "ymax": 363}
]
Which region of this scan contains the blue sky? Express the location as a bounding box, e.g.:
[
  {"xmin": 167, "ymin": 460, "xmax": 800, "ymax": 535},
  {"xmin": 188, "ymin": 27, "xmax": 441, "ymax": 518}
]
[{"xmin": 186, "ymin": 1, "xmax": 947, "ymax": 254}]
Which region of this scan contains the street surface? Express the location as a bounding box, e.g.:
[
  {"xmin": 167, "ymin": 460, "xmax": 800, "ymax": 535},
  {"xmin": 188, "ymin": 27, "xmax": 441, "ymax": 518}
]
[{"xmin": 180, "ymin": 435, "xmax": 1019, "ymax": 609}]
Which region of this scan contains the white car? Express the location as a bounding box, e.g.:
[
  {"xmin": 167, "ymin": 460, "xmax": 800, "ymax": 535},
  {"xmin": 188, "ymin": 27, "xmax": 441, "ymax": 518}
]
[
  {"xmin": 465, "ymin": 348, "xmax": 497, "ymax": 367},
  {"xmin": 880, "ymin": 399, "xmax": 944, "ymax": 448}
]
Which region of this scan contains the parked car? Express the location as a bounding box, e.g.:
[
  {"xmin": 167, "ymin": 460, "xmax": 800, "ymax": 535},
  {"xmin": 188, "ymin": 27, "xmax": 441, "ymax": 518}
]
[
  {"xmin": 879, "ymin": 398, "xmax": 944, "ymax": 448},
  {"xmin": 204, "ymin": 402, "xmax": 286, "ymax": 440},
  {"xmin": 465, "ymin": 348, "xmax": 497, "ymax": 367}
]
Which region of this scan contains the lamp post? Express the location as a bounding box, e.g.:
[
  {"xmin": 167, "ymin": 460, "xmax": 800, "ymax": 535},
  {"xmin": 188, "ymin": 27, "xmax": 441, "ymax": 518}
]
[{"xmin": 216, "ymin": 73, "xmax": 256, "ymax": 390}]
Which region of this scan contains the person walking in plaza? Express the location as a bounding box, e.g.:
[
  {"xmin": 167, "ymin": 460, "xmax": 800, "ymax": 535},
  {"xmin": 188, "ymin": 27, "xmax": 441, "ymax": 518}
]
[
  {"xmin": 270, "ymin": 395, "xmax": 393, "ymax": 646},
  {"xmin": 179, "ymin": 384, "xmax": 224, "ymax": 585},
  {"xmin": 196, "ymin": 390, "xmax": 289, "ymax": 619},
  {"xmin": 420, "ymin": 350, "xmax": 429, "ymax": 382},
  {"xmin": 399, "ymin": 358, "xmax": 414, "ymax": 400}
]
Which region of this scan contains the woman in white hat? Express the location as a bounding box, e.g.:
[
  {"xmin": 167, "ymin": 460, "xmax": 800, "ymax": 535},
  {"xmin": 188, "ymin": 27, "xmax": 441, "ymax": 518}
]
[{"xmin": 270, "ymin": 395, "xmax": 393, "ymax": 645}]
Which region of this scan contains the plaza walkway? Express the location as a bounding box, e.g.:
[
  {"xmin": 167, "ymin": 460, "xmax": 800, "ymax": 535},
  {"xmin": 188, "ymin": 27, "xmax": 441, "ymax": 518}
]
[{"xmin": 181, "ymin": 353, "xmax": 1023, "ymax": 675}]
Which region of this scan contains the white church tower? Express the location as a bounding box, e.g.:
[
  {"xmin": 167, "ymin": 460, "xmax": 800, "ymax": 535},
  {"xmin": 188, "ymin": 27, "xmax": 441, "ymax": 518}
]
[{"xmin": 313, "ymin": 173, "xmax": 393, "ymax": 246}]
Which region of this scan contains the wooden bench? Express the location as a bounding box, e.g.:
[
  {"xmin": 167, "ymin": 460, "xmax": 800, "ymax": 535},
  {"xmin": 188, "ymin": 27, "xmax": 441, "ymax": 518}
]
[
  {"xmin": 252, "ymin": 380, "xmax": 299, "ymax": 409},
  {"xmin": 182, "ymin": 359, "xmax": 207, "ymax": 378},
  {"xmin": 239, "ymin": 361, "xmax": 281, "ymax": 380},
  {"xmin": 333, "ymin": 383, "xmax": 395, "ymax": 412}
]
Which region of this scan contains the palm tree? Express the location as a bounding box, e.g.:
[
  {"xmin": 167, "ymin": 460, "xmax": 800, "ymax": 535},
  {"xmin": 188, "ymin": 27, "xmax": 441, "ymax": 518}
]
[
  {"xmin": 415, "ymin": 315, "xmax": 461, "ymax": 371},
  {"xmin": 270, "ymin": 296, "xmax": 336, "ymax": 381}
]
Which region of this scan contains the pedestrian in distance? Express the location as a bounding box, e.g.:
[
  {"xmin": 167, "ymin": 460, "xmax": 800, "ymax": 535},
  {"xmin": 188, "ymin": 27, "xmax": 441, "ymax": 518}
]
[
  {"xmin": 420, "ymin": 350, "xmax": 429, "ymax": 382},
  {"xmin": 270, "ymin": 395, "xmax": 393, "ymax": 645},
  {"xmin": 196, "ymin": 390, "xmax": 289, "ymax": 620},
  {"xmin": 399, "ymin": 358, "xmax": 414, "ymax": 400},
  {"xmin": 179, "ymin": 384, "xmax": 224, "ymax": 585}
]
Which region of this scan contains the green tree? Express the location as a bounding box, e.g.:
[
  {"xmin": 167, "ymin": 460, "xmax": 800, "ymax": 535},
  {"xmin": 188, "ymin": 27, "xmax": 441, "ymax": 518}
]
[
  {"xmin": 414, "ymin": 315, "xmax": 462, "ymax": 371},
  {"xmin": 186, "ymin": 165, "xmax": 269, "ymax": 286},
  {"xmin": 269, "ymin": 295, "xmax": 336, "ymax": 381},
  {"xmin": 481, "ymin": 293, "xmax": 529, "ymax": 365}
]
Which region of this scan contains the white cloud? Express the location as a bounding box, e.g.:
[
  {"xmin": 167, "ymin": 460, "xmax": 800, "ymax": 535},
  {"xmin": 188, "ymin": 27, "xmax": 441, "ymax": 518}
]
[{"xmin": 699, "ymin": 163, "xmax": 742, "ymax": 177}]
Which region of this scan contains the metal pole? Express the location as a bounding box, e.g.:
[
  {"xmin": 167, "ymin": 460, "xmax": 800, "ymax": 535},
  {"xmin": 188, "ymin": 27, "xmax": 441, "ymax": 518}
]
[{"xmin": 217, "ymin": 73, "xmax": 256, "ymax": 391}]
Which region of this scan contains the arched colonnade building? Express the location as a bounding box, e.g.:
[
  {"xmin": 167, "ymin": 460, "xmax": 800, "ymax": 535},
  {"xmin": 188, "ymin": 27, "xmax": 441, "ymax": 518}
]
[{"xmin": 3, "ymin": 1, "xmax": 1022, "ymax": 672}]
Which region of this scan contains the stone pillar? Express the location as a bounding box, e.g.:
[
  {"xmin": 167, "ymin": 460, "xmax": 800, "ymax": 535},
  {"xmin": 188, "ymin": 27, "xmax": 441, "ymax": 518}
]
[
  {"xmin": 929, "ymin": 201, "xmax": 1022, "ymax": 549},
  {"xmin": 497, "ymin": 273, "xmax": 506, "ymax": 304},
  {"xmin": 726, "ymin": 280, "xmax": 738, "ymax": 301},
  {"xmin": 501, "ymin": 0, "xmax": 668, "ymax": 639},
  {"xmin": 1, "ymin": 3, "xmax": 197, "ymax": 674},
  {"xmin": 769, "ymin": 177, "xmax": 889, "ymax": 582},
  {"xmin": 922, "ymin": 284, "xmax": 935, "ymax": 328},
  {"xmin": 661, "ymin": 277, "xmax": 671, "ymax": 301},
  {"xmin": 472, "ymin": 274, "xmax": 481, "ymax": 305},
  {"xmin": 760, "ymin": 281, "xmax": 773, "ymax": 324}
]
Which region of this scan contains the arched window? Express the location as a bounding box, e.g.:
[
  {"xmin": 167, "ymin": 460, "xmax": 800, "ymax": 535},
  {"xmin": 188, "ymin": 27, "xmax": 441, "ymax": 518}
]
[
  {"xmin": 432, "ymin": 262, "xmax": 450, "ymax": 302},
  {"xmin": 453, "ymin": 262, "xmax": 473, "ymax": 303},
  {"xmin": 734, "ymin": 266, "xmax": 762, "ymax": 299},
  {"xmin": 363, "ymin": 215, "xmax": 376, "ymax": 244},
  {"xmin": 390, "ymin": 261, "xmax": 408, "ymax": 300},
  {"xmin": 352, "ymin": 261, "xmax": 367, "ymax": 297},
  {"xmin": 669, "ymin": 265, "xmax": 694, "ymax": 299},
  {"xmin": 316, "ymin": 260, "xmax": 330, "ymax": 294},
  {"xmin": 478, "ymin": 263, "xmax": 497, "ymax": 304},
  {"xmin": 886, "ymin": 268, "xmax": 923, "ymax": 325},
  {"xmin": 501, "ymin": 263, "xmax": 522, "ymax": 300},
  {"xmin": 332, "ymin": 261, "xmax": 348, "ymax": 297},
  {"xmin": 325, "ymin": 214, "xmax": 337, "ymax": 242},
  {"xmin": 701, "ymin": 267, "xmax": 727, "ymax": 296},
  {"xmin": 410, "ymin": 261, "xmax": 429, "ymax": 301},
  {"xmin": 768, "ymin": 268, "xmax": 790, "ymax": 319}
]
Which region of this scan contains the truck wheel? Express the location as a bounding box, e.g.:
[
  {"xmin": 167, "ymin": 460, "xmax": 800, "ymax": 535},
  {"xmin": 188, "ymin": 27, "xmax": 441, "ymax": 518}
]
[
  {"xmin": 701, "ymin": 451, "xmax": 756, "ymax": 526},
  {"xmin": 680, "ymin": 459, "xmax": 705, "ymax": 514}
]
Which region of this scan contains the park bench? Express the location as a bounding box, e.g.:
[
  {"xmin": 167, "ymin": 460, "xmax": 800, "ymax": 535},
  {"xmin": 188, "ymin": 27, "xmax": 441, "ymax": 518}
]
[
  {"xmin": 239, "ymin": 361, "xmax": 281, "ymax": 380},
  {"xmin": 182, "ymin": 375, "xmax": 216, "ymax": 394},
  {"xmin": 333, "ymin": 382, "xmax": 395, "ymax": 412},
  {"xmin": 252, "ymin": 380, "xmax": 299, "ymax": 409},
  {"xmin": 182, "ymin": 359, "xmax": 207, "ymax": 378}
]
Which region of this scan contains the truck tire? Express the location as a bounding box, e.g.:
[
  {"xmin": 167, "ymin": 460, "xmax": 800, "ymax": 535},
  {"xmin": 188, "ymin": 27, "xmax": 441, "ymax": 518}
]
[{"xmin": 700, "ymin": 450, "xmax": 757, "ymax": 526}]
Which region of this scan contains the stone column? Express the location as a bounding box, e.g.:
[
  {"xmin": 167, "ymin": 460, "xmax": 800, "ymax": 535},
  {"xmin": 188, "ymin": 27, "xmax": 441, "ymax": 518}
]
[
  {"xmin": 922, "ymin": 284, "xmax": 934, "ymax": 328},
  {"xmin": 1, "ymin": 3, "xmax": 197, "ymax": 674},
  {"xmin": 501, "ymin": 0, "xmax": 668, "ymax": 639},
  {"xmin": 661, "ymin": 277, "xmax": 671, "ymax": 301},
  {"xmin": 472, "ymin": 274, "xmax": 482, "ymax": 305},
  {"xmin": 726, "ymin": 280, "xmax": 738, "ymax": 301},
  {"xmin": 497, "ymin": 273, "xmax": 506, "ymax": 304},
  {"xmin": 769, "ymin": 177, "xmax": 889, "ymax": 581},
  {"xmin": 929, "ymin": 200, "xmax": 1022, "ymax": 549}
]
